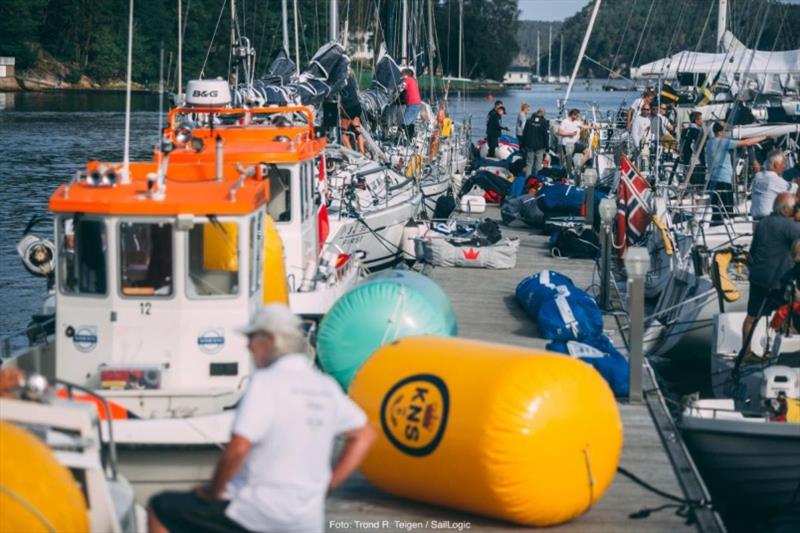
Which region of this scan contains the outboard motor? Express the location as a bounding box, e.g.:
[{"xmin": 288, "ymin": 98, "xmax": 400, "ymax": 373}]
[{"xmin": 762, "ymin": 366, "xmax": 800, "ymax": 423}]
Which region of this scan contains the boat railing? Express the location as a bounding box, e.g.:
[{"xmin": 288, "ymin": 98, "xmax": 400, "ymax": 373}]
[
  {"xmin": 55, "ymin": 379, "xmax": 119, "ymax": 481},
  {"xmin": 167, "ymin": 105, "xmax": 317, "ymax": 138},
  {"xmin": 1, "ymin": 315, "xmax": 55, "ymax": 361}
]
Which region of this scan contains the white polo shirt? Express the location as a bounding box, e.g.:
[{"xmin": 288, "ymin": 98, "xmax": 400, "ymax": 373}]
[
  {"xmin": 750, "ymin": 170, "xmax": 796, "ymax": 219},
  {"xmin": 559, "ymin": 117, "xmax": 582, "ymax": 146},
  {"xmin": 225, "ymin": 354, "xmax": 367, "ymax": 533}
]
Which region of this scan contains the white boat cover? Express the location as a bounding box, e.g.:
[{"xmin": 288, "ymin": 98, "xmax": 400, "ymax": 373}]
[{"xmin": 631, "ymin": 31, "xmax": 800, "ymax": 92}]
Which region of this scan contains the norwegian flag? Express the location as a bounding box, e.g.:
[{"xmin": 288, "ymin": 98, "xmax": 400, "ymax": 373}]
[{"xmin": 615, "ymin": 155, "xmax": 652, "ymax": 256}]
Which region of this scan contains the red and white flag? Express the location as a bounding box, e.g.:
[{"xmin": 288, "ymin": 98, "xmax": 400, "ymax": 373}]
[{"xmin": 616, "ymin": 155, "xmax": 652, "ymax": 256}]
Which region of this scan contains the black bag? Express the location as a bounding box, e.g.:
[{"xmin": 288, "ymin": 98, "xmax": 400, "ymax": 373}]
[
  {"xmin": 477, "ymin": 219, "xmax": 502, "ymax": 245},
  {"xmin": 433, "ymin": 194, "xmax": 456, "ymax": 219},
  {"xmin": 501, "ymin": 194, "xmax": 545, "ymax": 228},
  {"xmin": 551, "ymin": 226, "xmax": 600, "ymax": 259}
]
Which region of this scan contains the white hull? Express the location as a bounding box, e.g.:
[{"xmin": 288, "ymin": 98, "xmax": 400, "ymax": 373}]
[
  {"xmin": 327, "ymin": 194, "xmax": 421, "ymax": 271},
  {"xmin": 101, "ymin": 411, "xmax": 234, "ymax": 502}
]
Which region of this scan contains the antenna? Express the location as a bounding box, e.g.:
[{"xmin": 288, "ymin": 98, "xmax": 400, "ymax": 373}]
[
  {"xmin": 177, "ymin": 0, "xmax": 182, "ymax": 97},
  {"xmin": 157, "ymin": 45, "xmax": 165, "ymax": 185},
  {"xmin": 122, "ymin": 0, "xmax": 134, "ymax": 183}
]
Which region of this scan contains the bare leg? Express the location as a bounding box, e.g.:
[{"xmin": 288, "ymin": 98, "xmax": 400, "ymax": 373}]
[
  {"xmin": 147, "ymin": 506, "xmax": 168, "ymax": 533},
  {"xmin": 741, "ymin": 315, "xmax": 755, "ymax": 355}
]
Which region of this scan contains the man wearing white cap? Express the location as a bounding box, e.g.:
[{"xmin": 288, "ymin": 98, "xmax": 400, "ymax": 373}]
[{"xmin": 148, "ymin": 304, "xmax": 376, "ymax": 533}]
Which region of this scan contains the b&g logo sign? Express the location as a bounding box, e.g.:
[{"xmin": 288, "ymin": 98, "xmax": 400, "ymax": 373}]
[{"xmin": 380, "ymin": 374, "xmax": 449, "ymax": 457}]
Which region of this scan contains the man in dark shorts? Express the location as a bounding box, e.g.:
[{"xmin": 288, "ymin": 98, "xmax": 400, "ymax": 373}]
[
  {"xmin": 742, "ymin": 192, "xmax": 800, "ymax": 354},
  {"xmin": 147, "ymin": 304, "xmax": 376, "ymax": 533}
]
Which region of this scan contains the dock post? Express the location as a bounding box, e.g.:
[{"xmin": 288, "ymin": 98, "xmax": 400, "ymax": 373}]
[
  {"xmin": 597, "ymin": 198, "xmax": 616, "ymax": 310},
  {"xmin": 625, "ymin": 246, "xmax": 649, "ymax": 403}
]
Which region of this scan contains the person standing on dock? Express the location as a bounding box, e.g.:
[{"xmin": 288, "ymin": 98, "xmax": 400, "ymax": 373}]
[
  {"xmin": 557, "ymin": 108, "xmax": 591, "ymax": 173},
  {"xmin": 629, "ymin": 103, "xmax": 652, "ymax": 160},
  {"xmin": 741, "ymin": 193, "xmax": 800, "ymax": 354},
  {"xmin": 401, "ymin": 67, "xmax": 422, "ymax": 142},
  {"xmin": 516, "ymin": 103, "xmax": 530, "ymax": 139},
  {"xmin": 680, "ymin": 111, "xmax": 706, "ymax": 184},
  {"xmin": 750, "ymin": 150, "xmax": 795, "ymax": 224},
  {"xmin": 148, "ymin": 304, "xmax": 376, "ymax": 533},
  {"xmin": 522, "ymin": 108, "xmax": 549, "ymax": 174},
  {"xmin": 486, "ymin": 100, "xmax": 507, "ymax": 158},
  {"xmin": 705, "ymin": 121, "xmax": 767, "ymax": 225},
  {"xmin": 626, "ymin": 90, "xmax": 654, "ymax": 130}
]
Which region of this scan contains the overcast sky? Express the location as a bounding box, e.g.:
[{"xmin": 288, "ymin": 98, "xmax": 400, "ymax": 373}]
[{"xmin": 518, "ymin": 0, "xmax": 800, "ymax": 22}]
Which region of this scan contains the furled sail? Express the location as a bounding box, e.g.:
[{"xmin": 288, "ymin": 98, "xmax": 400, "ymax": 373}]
[{"xmin": 233, "ymin": 42, "xmax": 350, "ymax": 107}]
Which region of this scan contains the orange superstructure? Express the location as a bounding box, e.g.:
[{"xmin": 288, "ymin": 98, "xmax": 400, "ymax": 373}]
[{"xmin": 49, "ymin": 106, "xmax": 326, "ymax": 216}]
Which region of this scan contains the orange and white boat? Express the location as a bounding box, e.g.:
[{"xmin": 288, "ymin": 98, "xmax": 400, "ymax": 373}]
[{"xmin": 10, "ymin": 84, "xmax": 363, "ymax": 500}]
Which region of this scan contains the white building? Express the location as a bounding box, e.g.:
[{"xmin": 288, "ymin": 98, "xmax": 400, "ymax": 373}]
[{"xmin": 503, "ymin": 66, "xmax": 532, "ymax": 87}]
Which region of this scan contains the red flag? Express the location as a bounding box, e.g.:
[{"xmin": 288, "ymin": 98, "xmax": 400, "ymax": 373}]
[
  {"xmin": 616, "ymin": 155, "xmax": 652, "ymax": 256},
  {"xmin": 317, "ymin": 154, "xmax": 329, "ymax": 251}
]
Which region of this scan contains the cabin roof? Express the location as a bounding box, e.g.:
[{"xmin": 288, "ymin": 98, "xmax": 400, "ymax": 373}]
[{"xmin": 49, "ymin": 105, "xmax": 325, "ymax": 217}]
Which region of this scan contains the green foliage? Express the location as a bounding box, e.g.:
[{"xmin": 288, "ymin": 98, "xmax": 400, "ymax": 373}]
[
  {"xmin": 0, "ymin": 0, "xmax": 46, "ymax": 69},
  {"xmin": 435, "ymin": 0, "xmax": 520, "ymax": 80}
]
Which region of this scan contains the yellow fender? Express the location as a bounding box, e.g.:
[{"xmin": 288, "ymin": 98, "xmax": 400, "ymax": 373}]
[
  {"xmin": 349, "ymin": 336, "xmax": 623, "ymax": 527},
  {"xmin": 203, "ymin": 221, "xmax": 239, "ymax": 271},
  {"xmin": 405, "ymin": 154, "xmax": 424, "ymax": 178},
  {"xmin": 441, "ymin": 117, "xmax": 453, "ymax": 138},
  {"xmin": 651, "ymin": 216, "xmax": 674, "ymax": 256},
  {"xmin": 0, "ymin": 422, "xmax": 89, "ymax": 533},
  {"xmin": 262, "ymin": 215, "xmax": 289, "ymax": 305},
  {"xmin": 713, "ymin": 250, "xmax": 741, "ymax": 303}
]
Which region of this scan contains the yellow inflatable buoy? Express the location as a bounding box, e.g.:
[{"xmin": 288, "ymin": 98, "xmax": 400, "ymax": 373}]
[
  {"xmin": 262, "ymin": 215, "xmax": 289, "ymax": 305},
  {"xmin": 0, "ymin": 422, "xmax": 89, "ymax": 533},
  {"xmin": 349, "ymin": 336, "xmax": 623, "ymax": 527}
]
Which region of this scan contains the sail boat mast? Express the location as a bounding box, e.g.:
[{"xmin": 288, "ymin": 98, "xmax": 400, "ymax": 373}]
[
  {"xmin": 564, "ymin": 0, "xmax": 602, "ymax": 107},
  {"xmin": 458, "ymin": 0, "xmax": 463, "ymax": 78},
  {"xmin": 177, "ymin": 0, "xmax": 182, "ymax": 95},
  {"xmin": 293, "ymin": 0, "xmax": 300, "ymax": 74},
  {"xmin": 717, "ymin": 0, "xmax": 728, "ymax": 51},
  {"xmin": 330, "ymin": 0, "xmax": 338, "ymax": 42},
  {"xmin": 559, "ymin": 34, "xmax": 563, "ymax": 78},
  {"xmin": 281, "ymin": 0, "xmax": 289, "ymax": 52},
  {"xmin": 536, "ymin": 31, "xmax": 540, "ymax": 78},
  {"xmin": 402, "ymin": 0, "xmax": 409, "ymax": 65},
  {"xmin": 427, "ymin": 0, "xmax": 435, "ymax": 101},
  {"xmin": 548, "ymin": 24, "xmax": 552, "ymax": 81}
]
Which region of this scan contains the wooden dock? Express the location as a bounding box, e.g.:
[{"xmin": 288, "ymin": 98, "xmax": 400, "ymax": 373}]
[{"xmin": 326, "ymin": 208, "xmax": 725, "ymax": 532}]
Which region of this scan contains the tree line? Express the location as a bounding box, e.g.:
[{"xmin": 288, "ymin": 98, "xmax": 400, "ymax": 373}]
[{"xmin": 0, "ymin": 0, "xmax": 520, "ymax": 87}]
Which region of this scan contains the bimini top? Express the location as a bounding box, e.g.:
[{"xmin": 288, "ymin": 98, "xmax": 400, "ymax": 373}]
[{"xmin": 50, "ymin": 106, "xmax": 325, "ymax": 216}]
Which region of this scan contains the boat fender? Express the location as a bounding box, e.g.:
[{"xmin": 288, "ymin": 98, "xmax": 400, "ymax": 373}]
[
  {"xmin": 317, "ymin": 272, "xmax": 457, "ymax": 389},
  {"xmin": 651, "ymin": 216, "xmax": 673, "ymax": 256},
  {"xmin": 401, "ymin": 221, "xmax": 429, "ymax": 262},
  {"xmin": 349, "ymin": 336, "xmax": 622, "ymax": 526},
  {"xmin": 712, "ymin": 251, "xmax": 741, "ymax": 303},
  {"xmin": 0, "ymin": 422, "xmax": 89, "ymax": 532},
  {"xmin": 262, "ymin": 215, "xmax": 290, "ymax": 305},
  {"xmin": 17, "ymin": 234, "xmax": 56, "ymax": 277}
]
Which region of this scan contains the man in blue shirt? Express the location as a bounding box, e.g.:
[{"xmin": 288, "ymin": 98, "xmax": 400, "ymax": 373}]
[{"xmin": 705, "ymin": 121, "xmax": 766, "ymax": 225}]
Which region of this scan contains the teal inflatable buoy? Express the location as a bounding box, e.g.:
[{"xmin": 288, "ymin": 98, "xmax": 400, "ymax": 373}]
[{"xmin": 317, "ymin": 270, "xmax": 458, "ymax": 389}]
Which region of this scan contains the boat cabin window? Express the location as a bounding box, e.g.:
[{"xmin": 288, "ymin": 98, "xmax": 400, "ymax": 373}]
[
  {"xmin": 266, "ymin": 165, "xmax": 292, "ymax": 222},
  {"xmin": 58, "ymin": 217, "xmax": 107, "ymax": 296},
  {"xmin": 249, "ymin": 212, "xmax": 264, "ymax": 295},
  {"xmin": 119, "ymin": 222, "xmax": 173, "ymax": 297},
  {"xmin": 187, "ymin": 220, "xmax": 239, "ymax": 297}
]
